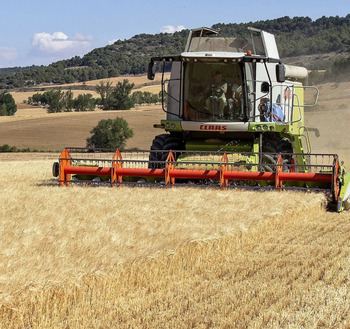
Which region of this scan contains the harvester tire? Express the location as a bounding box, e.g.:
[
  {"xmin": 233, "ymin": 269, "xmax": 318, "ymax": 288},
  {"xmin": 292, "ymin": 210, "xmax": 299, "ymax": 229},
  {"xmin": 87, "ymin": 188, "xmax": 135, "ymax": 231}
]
[
  {"xmin": 149, "ymin": 134, "xmax": 185, "ymax": 168},
  {"xmin": 52, "ymin": 161, "xmax": 59, "ymax": 177},
  {"xmin": 261, "ymin": 137, "xmax": 293, "ymax": 172},
  {"xmin": 150, "ymin": 133, "xmax": 168, "ymax": 149}
]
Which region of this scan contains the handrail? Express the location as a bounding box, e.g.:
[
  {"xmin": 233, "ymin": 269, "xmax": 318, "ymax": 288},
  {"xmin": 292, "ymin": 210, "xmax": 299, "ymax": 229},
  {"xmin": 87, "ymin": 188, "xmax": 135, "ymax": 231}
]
[
  {"xmin": 294, "ymin": 85, "xmax": 319, "ymax": 107},
  {"xmin": 292, "ymin": 93, "xmax": 303, "ymax": 124},
  {"xmin": 299, "ymin": 126, "xmax": 312, "ymax": 154}
]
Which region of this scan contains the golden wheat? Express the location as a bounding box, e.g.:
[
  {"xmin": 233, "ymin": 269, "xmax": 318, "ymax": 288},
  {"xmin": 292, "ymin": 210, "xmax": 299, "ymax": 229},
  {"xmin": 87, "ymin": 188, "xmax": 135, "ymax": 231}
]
[{"xmin": 1, "ymin": 158, "xmax": 349, "ymax": 328}]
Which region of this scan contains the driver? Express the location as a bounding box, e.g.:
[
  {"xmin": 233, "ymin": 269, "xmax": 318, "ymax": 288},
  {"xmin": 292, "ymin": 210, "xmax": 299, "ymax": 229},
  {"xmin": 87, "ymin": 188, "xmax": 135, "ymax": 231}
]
[
  {"xmin": 205, "ymin": 71, "xmax": 227, "ymax": 119},
  {"xmin": 259, "ymin": 98, "xmax": 284, "ymax": 122}
]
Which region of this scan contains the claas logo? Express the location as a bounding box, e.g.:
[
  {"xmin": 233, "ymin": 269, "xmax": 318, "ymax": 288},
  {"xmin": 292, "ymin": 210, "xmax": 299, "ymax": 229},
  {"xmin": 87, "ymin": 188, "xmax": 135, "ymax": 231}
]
[{"xmin": 199, "ymin": 124, "xmax": 227, "ymax": 131}]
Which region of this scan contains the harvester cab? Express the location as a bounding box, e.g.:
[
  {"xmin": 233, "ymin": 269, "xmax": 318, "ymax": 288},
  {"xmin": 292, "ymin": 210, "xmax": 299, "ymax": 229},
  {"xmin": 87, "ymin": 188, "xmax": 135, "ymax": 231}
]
[
  {"xmin": 53, "ymin": 27, "xmax": 350, "ymax": 212},
  {"xmin": 148, "ymin": 26, "xmax": 314, "ymax": 157}
]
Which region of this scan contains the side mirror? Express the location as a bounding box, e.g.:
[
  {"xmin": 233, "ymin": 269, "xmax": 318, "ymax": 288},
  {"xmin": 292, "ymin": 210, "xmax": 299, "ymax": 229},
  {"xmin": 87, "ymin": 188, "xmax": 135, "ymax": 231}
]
[
  {"xmin": 261, "ymin": 81, "xmax": 270, "ymax": 93},
  {"xmin": 276, "ymin": 63, "xmax": 285, "ymax": 83},
  {"xmin": 147, "ymin": 61, "xmax": 156, "ymax": 80}
]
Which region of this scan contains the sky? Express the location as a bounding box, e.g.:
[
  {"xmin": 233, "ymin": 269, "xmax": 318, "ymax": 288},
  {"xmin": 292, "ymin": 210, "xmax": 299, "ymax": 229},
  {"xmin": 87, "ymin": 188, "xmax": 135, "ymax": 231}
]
[{"xmin": 0, "ymin": 0, "xmax": 349, "ymax": 68}]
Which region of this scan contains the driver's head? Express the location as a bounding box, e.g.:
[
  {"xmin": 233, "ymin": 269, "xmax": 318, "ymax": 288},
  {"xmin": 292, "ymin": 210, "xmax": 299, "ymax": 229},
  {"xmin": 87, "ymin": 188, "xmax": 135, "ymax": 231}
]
[
  {"xmin": 214, "ymin": 71, "xmax": 222, "ymax": 82},
  {"xmin": 259, "ymin": 98, "xmax": 270, "ymax": 112}
]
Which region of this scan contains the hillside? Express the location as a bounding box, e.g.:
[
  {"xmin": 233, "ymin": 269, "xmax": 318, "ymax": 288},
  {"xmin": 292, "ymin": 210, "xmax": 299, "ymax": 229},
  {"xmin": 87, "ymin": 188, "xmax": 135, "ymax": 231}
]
[{"xmin": 0, "ymin": 15, "xmax": 349, "ymax": 89}]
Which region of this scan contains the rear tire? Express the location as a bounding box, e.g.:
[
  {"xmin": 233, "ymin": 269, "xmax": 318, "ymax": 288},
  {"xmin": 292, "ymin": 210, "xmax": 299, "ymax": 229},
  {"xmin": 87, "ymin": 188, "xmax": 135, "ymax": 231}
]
[{"xmin": 149, "ymin": 134, "xmax": 185, "ymax": 168}]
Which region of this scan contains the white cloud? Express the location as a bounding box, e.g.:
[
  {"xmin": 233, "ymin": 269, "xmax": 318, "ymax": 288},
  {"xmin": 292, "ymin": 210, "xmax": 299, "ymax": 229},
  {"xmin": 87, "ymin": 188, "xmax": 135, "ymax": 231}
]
[
  {"xmin": 0, "ymin": 47, "xmax": 18, "ymax": 62},
  {"xmin": 31, "ymin": 32, "xmax": 92, "ymax": 54},
  {"xmin": 72, "ymin": 33, "xmax": 93, "ymax": 41},
  {"xmin": 160, "ymin": 25, "xmax": 186, "ymax": 34}
]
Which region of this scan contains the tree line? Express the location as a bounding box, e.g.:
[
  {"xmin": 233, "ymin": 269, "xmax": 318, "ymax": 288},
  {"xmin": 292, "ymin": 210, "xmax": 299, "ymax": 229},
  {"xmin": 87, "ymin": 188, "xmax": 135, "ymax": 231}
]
[
  {"xmin": 212, "ymin": 15, "xmax": 350, "ymax": 58},
  {"xmin": 24, "ymin": 79, "xmax": 161, "ymax": 114},
  {"xmin": 26, "ymin": 90, "xmax": 96, "ymax": 113},
  {"xmin": 0, "ymin": 15, "xmax": 349, "ymax": 89}
]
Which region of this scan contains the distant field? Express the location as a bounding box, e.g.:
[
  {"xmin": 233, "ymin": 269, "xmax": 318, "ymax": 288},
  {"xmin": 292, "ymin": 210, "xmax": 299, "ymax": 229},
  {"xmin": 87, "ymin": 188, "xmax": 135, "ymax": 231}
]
[
  {"xmin": 0, "ymin": 105, "xmax": 163, "ymax": 151},
  {"xmin": 40, "ymin": 73, "xmax": 170, "ymax": 88},
  {"xmin": 5, "ymin": 74, "xmax": 168, "ymax": 151},
  {"xmin": 10, "ymin": 73, "xmax": 170, "ymax": 105}
]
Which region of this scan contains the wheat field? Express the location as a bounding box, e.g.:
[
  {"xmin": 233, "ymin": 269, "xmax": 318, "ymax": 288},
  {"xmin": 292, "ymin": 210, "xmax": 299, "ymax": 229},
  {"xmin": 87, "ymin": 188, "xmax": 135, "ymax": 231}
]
[{"xmin": 0, "ymin": 158, "xmax": 349, "ymax": 328}]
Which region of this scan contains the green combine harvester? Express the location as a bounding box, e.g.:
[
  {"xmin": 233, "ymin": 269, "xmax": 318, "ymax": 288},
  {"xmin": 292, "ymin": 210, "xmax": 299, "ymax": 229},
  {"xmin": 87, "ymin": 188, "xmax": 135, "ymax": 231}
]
[{"xmin": 53, "ymin": 27, "xmax": 350, "ymax": 211}]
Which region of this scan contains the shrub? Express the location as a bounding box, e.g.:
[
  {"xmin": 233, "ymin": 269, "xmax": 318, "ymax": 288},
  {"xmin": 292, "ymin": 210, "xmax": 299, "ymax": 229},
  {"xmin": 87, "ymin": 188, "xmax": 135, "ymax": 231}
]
[
  {"xmin": 0, "ymin": 92, "xmax": 17, "ymax": 116},
  {"xmin": 86, "ymin": 117, "xmax": 134, "ymax": 149}
]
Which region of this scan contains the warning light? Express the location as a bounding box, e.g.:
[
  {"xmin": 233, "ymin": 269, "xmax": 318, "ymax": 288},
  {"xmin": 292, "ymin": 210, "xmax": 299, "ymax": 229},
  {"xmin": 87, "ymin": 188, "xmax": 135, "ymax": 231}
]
[{"xmin": 246, "ymin": 50, "xmax": 252, "ymax": 56}]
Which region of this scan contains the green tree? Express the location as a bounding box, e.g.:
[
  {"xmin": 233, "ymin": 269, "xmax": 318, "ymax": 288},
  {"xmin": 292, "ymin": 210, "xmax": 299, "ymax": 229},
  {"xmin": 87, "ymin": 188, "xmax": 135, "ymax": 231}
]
[
  {"xmin": 131, "ymin": 91, "xmax": 144, "ymax": 105},
  {"xmin": 64, "ymin": 90, "xmax": 74, "ymax": 112},
  {"xmin": 142, "ymin": 91, "xmax": 152, "ymax": 105},
  {"xmin": 0, "ymin": 92, "xmax": 17, "ymax": 116},
  {"xmin": 0, "ymin": 104, "xmax": 7, "ymax": 116},
  {"xmin": 31, "ymin": 93, "xmax": 45, "ymax": 105},
  {"xmin": 86, "ymin": 117, "xmax": 134, "ymax": 149},
  {"xmin": 151, "ymin": 93, "xmax": 160, "ymax": 105},
  {"xmin": 45, "ymin": 90, "xmax": 66, "ymax": 113},
  {"xmin": 104, "ymin": 79, "xmax": 135, "ymax": 110},
  {"xmin": 95, "ymin": 80, "xmax": 113, "ymax": 108},
  {"xmin": 74, "ymin": 94, "xmax": 95, "ymax": 112}
]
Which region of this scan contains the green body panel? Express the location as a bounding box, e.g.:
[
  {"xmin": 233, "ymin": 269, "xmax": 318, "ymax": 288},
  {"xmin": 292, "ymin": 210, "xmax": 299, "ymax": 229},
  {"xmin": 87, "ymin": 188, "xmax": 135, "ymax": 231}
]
[
  {"xmin": 291, "ymin": 135, "xmax": 309, "ymax": 173},
  {"xmin": 337, "ymin": 170, "xmax": 350, "ymax": 212},
  {"xmin": 292, "ymin": 85, "xmax": 305, "ymax": 134},
  {"xmin": 248, "ymin": 122, "xmax": 290, "ymax": 133}
]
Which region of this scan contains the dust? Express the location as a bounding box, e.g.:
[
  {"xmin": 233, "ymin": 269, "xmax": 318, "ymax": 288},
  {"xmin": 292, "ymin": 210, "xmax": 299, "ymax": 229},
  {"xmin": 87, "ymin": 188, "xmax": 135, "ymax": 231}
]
[{"xmin": 305, "ymin": 81, "xmax": 350, "ymax": 164}]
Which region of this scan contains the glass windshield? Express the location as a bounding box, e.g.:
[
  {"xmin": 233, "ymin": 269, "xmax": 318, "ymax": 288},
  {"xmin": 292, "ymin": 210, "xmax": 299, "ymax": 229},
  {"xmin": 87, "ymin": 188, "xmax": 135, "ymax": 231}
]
[{"xmin": 183, "ymin": 62, "xmax": 244, "ymax": 122}]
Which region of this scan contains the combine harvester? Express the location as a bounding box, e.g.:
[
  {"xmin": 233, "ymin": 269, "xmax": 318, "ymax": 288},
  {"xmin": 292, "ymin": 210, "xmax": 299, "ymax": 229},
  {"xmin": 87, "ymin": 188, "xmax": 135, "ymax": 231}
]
[{"xmin": 53, "ymin": 27, "xmax": 350, "ymax": 211}]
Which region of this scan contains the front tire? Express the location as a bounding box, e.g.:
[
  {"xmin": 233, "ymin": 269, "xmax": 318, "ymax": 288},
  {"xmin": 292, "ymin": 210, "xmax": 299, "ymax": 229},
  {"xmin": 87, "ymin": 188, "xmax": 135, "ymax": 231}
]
[
  {"xmin": 261, "ymin": 135, "xmax": 293, "ymax": 172},
  {"xmin": 149, "ymin": 134, "xmax": 185, "ymax": 168}
]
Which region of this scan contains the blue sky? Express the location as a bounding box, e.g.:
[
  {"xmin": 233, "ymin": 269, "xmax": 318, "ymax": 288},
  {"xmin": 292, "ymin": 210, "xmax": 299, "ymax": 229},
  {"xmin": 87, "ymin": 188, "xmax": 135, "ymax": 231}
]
[{"xmin": 0, "ymin": 0, "xmax": 349, "ymax": 68}]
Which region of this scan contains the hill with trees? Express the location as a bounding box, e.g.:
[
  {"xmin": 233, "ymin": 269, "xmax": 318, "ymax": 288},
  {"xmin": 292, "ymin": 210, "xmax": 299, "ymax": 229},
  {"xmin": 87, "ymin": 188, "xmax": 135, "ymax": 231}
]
[{"xmin": 0, "ymin": 15, "xmax": 349, "ymax": 89}]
